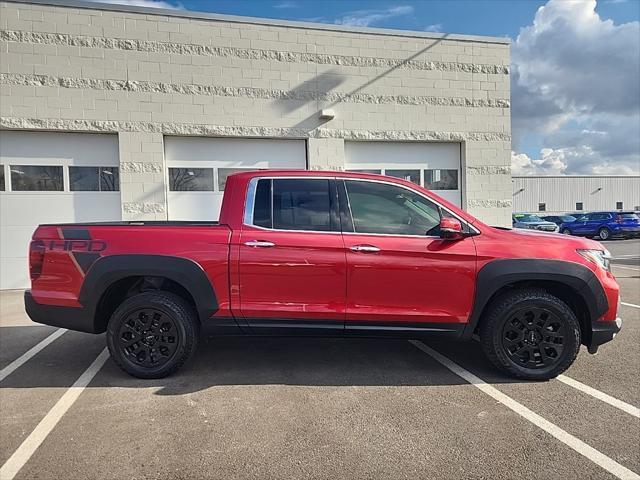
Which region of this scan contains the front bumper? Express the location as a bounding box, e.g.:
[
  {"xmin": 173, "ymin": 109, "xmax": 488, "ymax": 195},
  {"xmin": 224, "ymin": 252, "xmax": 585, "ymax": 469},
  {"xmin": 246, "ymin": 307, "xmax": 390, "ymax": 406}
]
[
  {"xmin": 24, "ymin": 290, "xmax": 99, "ymax": 333},
  {"xmin": 587, "ymin": 317, "xmax": 622, "ymax": 354}
]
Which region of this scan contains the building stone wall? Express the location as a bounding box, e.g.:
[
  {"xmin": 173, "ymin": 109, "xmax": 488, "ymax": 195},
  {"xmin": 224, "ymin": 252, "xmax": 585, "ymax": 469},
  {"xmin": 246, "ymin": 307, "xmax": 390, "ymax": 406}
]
[{"xmin": 0, "ymin": 0, "xmax": 512, "ymax": 225}]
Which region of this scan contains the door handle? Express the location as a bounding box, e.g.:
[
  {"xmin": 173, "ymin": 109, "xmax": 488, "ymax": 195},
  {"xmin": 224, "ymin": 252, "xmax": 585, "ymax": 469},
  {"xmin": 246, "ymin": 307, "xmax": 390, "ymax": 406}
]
[
  {"xmin": 244, "ymin": 240, "xmax": 276, "ymax": 248},
  {"xmin": 349, "ymin": 244, "xmax": 381, "ymax": 253}
]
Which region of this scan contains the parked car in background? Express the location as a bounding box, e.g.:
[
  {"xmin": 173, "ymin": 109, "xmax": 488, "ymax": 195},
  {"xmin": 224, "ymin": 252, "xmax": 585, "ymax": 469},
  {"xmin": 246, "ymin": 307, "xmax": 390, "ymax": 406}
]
[
  {"xmin": 542, "ymin": 215, "xmax": 576, "ymax": 227},
  {"xmin": 512, "ymin": 214, "xmax": 559, "ymax": 232},
  {"xmin": 560, "ymin": 212, "xmax": 640, "ymax": 240}
]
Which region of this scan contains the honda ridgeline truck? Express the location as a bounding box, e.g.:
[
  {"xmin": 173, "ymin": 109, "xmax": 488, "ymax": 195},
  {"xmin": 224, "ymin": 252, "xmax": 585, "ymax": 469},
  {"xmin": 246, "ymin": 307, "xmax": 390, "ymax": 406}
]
[{"xmin": 25, "ymin": 171, "xmax": 622, "ymax": 380}]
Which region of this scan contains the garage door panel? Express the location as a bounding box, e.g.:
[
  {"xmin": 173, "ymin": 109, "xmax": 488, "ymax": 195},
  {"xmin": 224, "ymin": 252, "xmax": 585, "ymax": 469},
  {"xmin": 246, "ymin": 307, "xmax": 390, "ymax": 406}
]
[
  {"xmin": 0, "ymin": 132, "xmax": 120, "ymax": 289},
  {"xmin": 165, "ymin": 137, "xmax": 306, "ymax": 221},
  {"xmin": 345, "ymin": 141, "xmax": 462, "ymax": 207}
]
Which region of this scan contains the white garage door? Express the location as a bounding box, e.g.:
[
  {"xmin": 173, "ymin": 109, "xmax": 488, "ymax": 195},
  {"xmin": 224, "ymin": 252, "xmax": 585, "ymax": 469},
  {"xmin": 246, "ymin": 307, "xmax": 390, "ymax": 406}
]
[
  {"xmin": 165, "ymin": 137, "xmax": 306, "ymax": 221},
  {"xmin": 0, "ymin": 131, "xmax": 121, "ymax": 290},
  {"xmin": 345, "ymin": 142, "xmax": 462, "ymax": 206}
]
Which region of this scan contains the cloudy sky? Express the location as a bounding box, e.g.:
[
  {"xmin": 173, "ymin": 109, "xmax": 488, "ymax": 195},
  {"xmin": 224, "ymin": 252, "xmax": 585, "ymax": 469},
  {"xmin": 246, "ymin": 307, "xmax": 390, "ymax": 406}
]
[{"xmin": 91, "ymin": 0, "xmax": 640, "ymax": 175}]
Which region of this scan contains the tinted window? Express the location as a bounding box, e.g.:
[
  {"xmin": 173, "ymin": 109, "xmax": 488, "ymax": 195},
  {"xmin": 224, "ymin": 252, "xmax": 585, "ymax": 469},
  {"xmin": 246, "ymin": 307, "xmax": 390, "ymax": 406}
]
[
  {"xmin": 253, "ymin": 179, "xmax": 272, "ymax": 228},
  {"xmin": 345, "ymin": 180, "xmax": 441, "ymax": 236},
  {"xmin": 424, "ymin": 169, "xmax": 458, "ymax": 190},
  {"xmin": 576, "ymin": 202, "xmax": 583, "ymax": 211},
  {"xmin": 385, "ymin": 169, "xmax": 420, "ymax": 185},
  {"xmin": 616, "ymin": 202, "xmax": 623, "ymax": 210},
  {"xmin": 560, "ymin": 215, "xmax": 576, "ymax": 222},
  {"xmin": 272, "ymin": 179, "xmax": 331, "ymax": 232},
  {"xmin": 538, "ymin": 203, "xmax": 546, "ymax": 212},
  {"xmin": 0, "ymin": 165, "xmax": 4, "ymax": 191},
  {"xmin": 169, "ymin": 168, "xmax": 214, "ymax": 191},
  {"xmin": 10, "ymin": 165, "xmax": 63, "ymax": 191},
  {"xmin": 621, "ymin": 213, "xmax": 639, "ymax": 220},
  {"xmin": 100, "ymin": 167, "xmax": 119, "ymax": 191}
]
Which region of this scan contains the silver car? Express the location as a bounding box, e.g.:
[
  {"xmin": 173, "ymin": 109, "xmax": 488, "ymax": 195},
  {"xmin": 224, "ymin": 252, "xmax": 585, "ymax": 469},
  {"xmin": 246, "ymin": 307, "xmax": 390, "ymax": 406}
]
[{"xmin": 512, "ymin": 213, "xmax": 559, "ymax": 232}]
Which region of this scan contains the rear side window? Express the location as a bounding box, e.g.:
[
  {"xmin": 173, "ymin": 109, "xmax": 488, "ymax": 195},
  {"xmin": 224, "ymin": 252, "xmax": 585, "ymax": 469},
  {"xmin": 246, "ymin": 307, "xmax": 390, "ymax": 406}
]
[{"xmin": 250, "ymin": 178, "xmax": 333, "ymax": 232}]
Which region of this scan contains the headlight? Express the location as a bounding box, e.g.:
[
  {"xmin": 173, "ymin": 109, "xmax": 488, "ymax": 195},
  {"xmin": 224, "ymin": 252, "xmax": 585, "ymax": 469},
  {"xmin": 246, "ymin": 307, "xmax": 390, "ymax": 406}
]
[{"xmin": 577, "ymin": 249, "xmax": 611, "ymax": 272}]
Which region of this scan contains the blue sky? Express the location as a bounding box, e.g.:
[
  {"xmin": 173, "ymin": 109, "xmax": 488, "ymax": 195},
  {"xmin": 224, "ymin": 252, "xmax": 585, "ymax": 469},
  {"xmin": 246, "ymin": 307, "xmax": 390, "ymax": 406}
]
[
  {"xmin": 95, "ymin": 0, "xmax": 640, "ymax": 174},
  {"xmin": 154, "ymin": 0, "xmax": 639, "ymax": 39}
]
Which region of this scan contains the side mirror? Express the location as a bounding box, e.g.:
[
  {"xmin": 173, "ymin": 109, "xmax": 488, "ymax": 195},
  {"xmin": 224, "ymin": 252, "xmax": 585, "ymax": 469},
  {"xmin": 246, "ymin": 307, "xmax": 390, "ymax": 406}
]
[{"xmin": 439, "ymin": 217, "xmax": 464, "ymax": 240}]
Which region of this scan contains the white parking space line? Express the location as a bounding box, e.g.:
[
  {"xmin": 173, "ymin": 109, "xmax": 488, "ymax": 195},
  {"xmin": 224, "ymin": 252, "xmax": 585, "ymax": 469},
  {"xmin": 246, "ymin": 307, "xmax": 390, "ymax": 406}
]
[
  {"xmin": 622, "ymin": 302, "xmax": 640, "ymax": 309},
  {"xmin": 0, "ymin": 348, "xmax": 110, "ymax": 480},
  {"xmin": 613, "ymin": 265, "xmax": 640, "ymax": 272},
  {"xmin": 409, "ymin": 340, "xmax": 640, "ymax": 480},
  {"xmin": 557, "ymin": 375, "xmax": 640, "ymax": 418},
  {"xmin": 0, "ymin": 329, "xmax": 66, "ymax": 382}
]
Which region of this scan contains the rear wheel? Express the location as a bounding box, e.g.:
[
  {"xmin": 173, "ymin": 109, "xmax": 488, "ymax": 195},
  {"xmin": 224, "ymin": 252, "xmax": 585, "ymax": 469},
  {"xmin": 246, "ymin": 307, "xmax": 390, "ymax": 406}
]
[
  {"xmin": 107, "ymin": 291, "xmax": 199, "ymax": 379},
  {"xmin": 597, "ymin": 227, "xmax": 611, "ymax": 240},
  {"xmin": 479, "ymin": 289, "xmax": 580, "ymax": 380}
]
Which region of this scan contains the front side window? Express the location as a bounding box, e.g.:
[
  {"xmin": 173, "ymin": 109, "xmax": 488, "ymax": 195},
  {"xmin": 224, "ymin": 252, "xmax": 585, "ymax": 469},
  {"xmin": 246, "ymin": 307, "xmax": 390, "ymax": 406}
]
[
  {"xmin": 250, "ymin": 178, "xmax": 333, "ymax": 232},
  {"xmin": 169, "ymin": 168, "xmax": 214, "ymax": 191},
  {"xmin": 10, "ymin": 165, "xmax": 63, "ymax": 191},
  {"xmin": 345, "ymin": 180, "xmax": 441, "ymax": 236}
]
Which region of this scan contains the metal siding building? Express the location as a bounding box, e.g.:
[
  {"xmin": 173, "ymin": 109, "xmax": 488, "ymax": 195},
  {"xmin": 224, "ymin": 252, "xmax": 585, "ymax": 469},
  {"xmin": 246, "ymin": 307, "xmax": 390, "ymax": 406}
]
[{"xmin": 512, "ymin": 176, "xmax": 640, "ymax": 215}]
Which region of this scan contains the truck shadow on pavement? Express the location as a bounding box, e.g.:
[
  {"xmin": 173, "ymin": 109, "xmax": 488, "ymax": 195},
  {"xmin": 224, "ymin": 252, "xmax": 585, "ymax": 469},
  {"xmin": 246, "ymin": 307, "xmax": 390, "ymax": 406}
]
[{"xmin": 1, "ymin": 327, "xmax": 535, "ymax": 395}]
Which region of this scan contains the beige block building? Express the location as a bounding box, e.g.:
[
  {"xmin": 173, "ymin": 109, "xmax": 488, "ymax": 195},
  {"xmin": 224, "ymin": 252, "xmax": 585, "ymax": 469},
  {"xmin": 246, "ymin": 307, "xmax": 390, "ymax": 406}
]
[{"xmin": 0, "ymin": 0, "xmax": 511, "ymax": 288}]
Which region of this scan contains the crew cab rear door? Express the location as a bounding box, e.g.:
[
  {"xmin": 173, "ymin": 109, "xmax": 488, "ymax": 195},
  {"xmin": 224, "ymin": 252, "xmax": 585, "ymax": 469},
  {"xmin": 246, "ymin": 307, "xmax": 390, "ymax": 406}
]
[
  {"xmin": 339, "ymin": 179, "xmax": 477, "ymax": 331},
  {"xmin": 237, "ymin": 177, "xmax": 346, "ymax": 333}
]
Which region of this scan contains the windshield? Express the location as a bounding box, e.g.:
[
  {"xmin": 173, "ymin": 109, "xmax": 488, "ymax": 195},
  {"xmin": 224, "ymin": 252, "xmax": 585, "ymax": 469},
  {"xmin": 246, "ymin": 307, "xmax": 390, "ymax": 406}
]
[
  {"xmin": 514, "ymin": 214, "xmax": 544, "ymax": 223},
  {"xmin": 560, "ymin": 215, "xmax": 576, "ymax": 222}
]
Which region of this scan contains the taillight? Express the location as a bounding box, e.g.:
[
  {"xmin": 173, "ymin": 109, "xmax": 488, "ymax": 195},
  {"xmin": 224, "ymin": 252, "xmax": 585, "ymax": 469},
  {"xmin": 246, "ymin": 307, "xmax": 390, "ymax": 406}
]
[
  {"xmin": 615, "ymin": 215, "xmax": 623, "ymax": 224},
  {"xmin": 29, "ymin": 240, "xmax": 45, "ymax": 281}
]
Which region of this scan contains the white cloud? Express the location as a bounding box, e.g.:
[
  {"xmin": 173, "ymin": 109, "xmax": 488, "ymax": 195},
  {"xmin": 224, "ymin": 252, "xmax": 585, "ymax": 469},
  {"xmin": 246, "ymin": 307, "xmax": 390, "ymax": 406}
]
[
  {"xmin": 424, "ymin": 23, "xmax": 443, "ymax": 33},
  {"xmin": 274, "ymin": 1, "xmax": 298, "ymax": 8},
  {"xmin": 86, "ymin": 0, "xmax": 182, "ymax": 9},
  {"xmin": 335, "ymin": 5, "xmax": 414, "ymax": 27},
  {"xmin": 511, "ymin": 0, "xmax": 640, "ymax": 175},
  {"xmin": 512, "ymin": 147, "xmax": 637, "ymax": 176}
]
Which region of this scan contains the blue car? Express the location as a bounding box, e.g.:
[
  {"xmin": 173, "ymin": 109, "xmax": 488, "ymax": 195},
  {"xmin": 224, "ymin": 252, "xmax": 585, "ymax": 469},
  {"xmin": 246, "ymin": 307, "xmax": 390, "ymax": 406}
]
[{"xmin": 560, "ymin": 211, "xmax": 640, "ymax": 240}]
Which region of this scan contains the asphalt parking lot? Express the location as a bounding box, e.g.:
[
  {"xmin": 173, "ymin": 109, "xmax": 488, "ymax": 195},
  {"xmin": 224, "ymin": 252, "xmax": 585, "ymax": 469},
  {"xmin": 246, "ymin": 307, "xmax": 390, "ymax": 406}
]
[{"xmin": 1, "ymin": 239, "xmax": 638, "ymax": 480}]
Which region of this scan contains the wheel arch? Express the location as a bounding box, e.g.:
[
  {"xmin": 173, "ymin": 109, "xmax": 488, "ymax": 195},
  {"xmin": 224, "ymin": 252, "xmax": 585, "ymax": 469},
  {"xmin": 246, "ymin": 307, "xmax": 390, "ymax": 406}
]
[
  {"xmin": 463, "ymin": 259, "xmax": 608, "ymax": 344},
  {"xmin": 80, "ymin": 255, "xmax": 218, "ymax": 333}
]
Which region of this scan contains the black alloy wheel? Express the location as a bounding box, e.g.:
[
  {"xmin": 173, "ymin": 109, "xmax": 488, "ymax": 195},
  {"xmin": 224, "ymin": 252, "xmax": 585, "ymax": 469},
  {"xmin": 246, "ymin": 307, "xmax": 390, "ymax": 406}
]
[
  {"xmin": 501, "ymin": 307, "xmax": 565, "ymax": 369},
  {"xmin": 115, "ymin": 307, "xmax": 180, "ymax": 369},
  {"xmin": 107, "ymin": 291, "xmax": 199, "ymax": 379}
]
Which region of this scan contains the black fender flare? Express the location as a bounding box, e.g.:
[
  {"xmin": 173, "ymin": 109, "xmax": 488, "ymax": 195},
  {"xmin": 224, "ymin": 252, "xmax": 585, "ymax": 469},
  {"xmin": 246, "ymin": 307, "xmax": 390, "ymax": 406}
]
[
  {"xmin": 79, "ymin": 254, "xmax": 218, "ymax": 328},
  {"xmin": 462, "ymin": 259, "xmax": 609, "ymax": 340}
]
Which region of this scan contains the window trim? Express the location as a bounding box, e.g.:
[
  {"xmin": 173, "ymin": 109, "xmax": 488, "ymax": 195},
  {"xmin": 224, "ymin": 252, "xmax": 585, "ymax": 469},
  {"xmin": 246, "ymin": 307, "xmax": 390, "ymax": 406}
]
[{"xmin": 243, "ymin": 176, "xmax": 478, "ymax": 237}]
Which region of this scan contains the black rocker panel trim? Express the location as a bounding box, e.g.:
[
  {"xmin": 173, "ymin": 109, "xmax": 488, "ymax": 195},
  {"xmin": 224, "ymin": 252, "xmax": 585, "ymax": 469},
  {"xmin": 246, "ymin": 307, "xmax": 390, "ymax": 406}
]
[
  {"xmin": 79, "ymin": 254, "xmax": 219, "ymax": 329},
  {"xmin": 462, "ymin": 258, "xmax": 609, "ymax": 340}
]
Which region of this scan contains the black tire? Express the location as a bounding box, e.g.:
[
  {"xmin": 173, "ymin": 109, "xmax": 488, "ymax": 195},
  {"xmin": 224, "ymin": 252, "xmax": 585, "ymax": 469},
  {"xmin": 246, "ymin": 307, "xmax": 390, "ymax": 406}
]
[
  {"xmin": 597, "ymin": 227, "xmax": 611, "ymax": 240},
  {"xmin": 561, "ymin": 228, "xmax": 572, "ymax": 235},
  {"xmin": 479, "ymin": 289, "xmax": 580, "ymax": 381},
  {"xmin": 107, "ymin": 291, "xmax": 199, "ymax": 379}
]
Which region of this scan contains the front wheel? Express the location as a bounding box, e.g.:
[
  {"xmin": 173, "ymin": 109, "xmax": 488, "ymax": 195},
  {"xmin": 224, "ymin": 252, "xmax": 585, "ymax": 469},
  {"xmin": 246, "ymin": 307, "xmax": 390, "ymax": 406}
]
[
  {"xmin": 561, "ymin": 228, "xmax": 572, "ymax": 235},
  {"xmin": 107, "ymin": 291, "xmax": 199, "ymax": 379},
  {"xmin": 597, "ymin": 227, "xmax": 611, "ymax": 240},
  {"xmin": 479, "ymin": 289, "xmax": 580, "ymax": 380}
]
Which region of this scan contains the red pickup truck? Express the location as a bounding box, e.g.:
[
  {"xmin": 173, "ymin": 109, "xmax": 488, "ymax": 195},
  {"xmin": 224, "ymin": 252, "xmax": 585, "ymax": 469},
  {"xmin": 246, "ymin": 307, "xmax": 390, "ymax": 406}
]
[{"xmin": 25, "ymin": 171, "xmax": 622, "ymax": 380}]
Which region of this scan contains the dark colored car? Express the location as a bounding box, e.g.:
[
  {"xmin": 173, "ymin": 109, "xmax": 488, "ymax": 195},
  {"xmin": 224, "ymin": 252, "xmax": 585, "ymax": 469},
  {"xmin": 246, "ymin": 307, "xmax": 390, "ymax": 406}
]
[
  {"xmin": 25, "ymin": 171, "xmax": 621, "ymax": 381},
  {"xmin": 542, "ymin": 215, "xmax": 576, "ymax": 226},
  {"xmin": 512, "ymin": 213, "xmax": 559, "ymax": 232},
  {"xmin": 560, "ymin": 212, "xmax": 640, "ymax": 240}
]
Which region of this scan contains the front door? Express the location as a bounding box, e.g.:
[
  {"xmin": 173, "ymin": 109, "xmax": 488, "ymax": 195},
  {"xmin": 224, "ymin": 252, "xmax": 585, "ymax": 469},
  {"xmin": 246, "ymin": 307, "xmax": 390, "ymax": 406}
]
[
  {"xmin": 238, "ymin": 177, "xmax": 346, "ymax": 332},
  {"xmin": 340, "ymin": 179, "xmax": 477, "ymax": 331}
]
